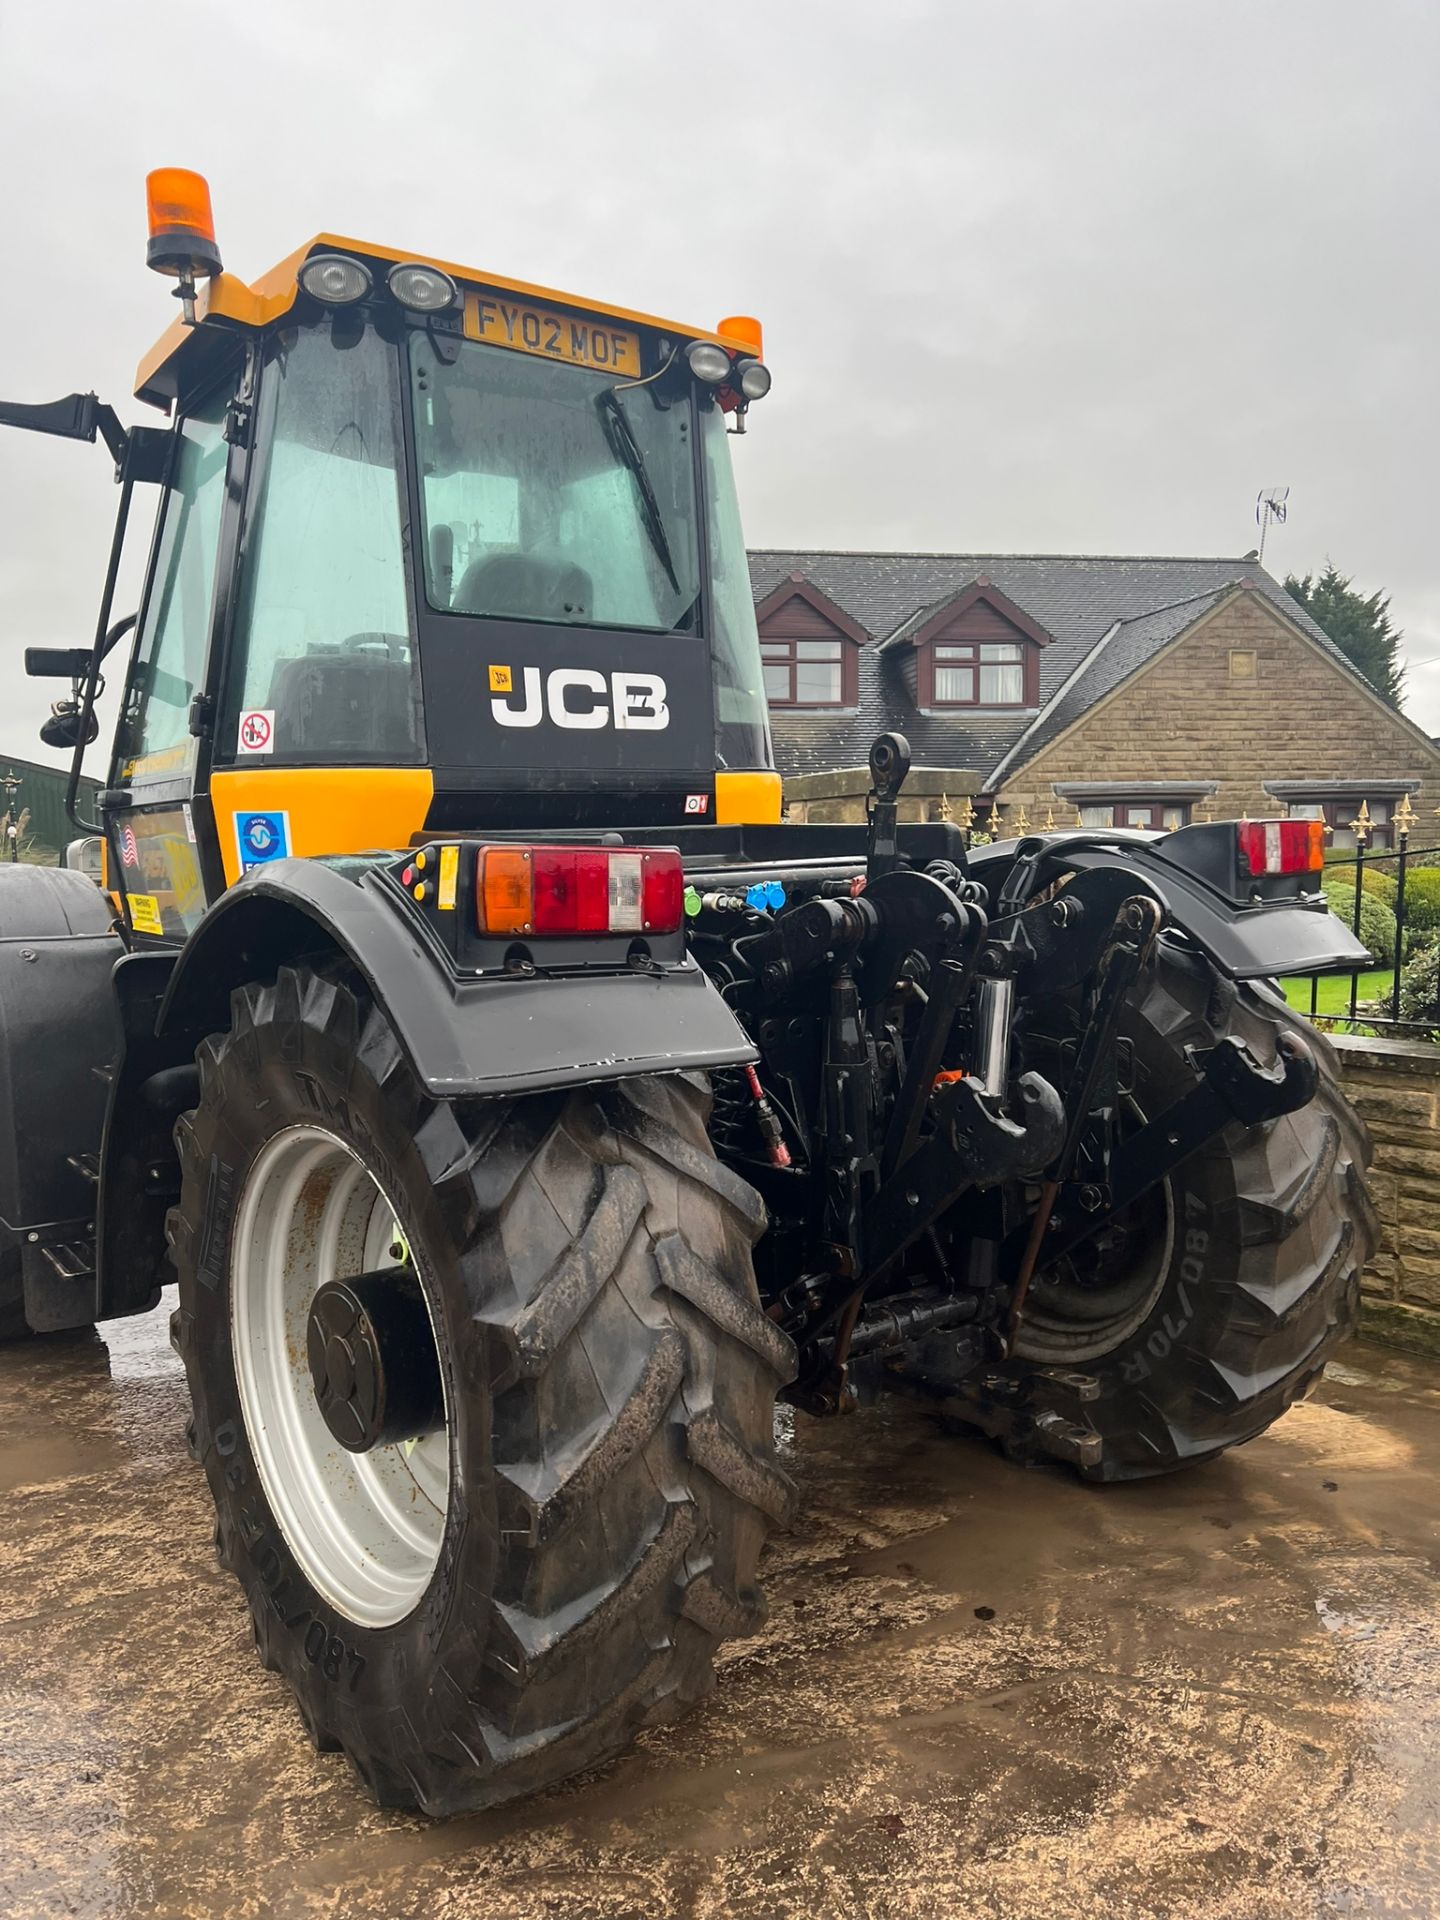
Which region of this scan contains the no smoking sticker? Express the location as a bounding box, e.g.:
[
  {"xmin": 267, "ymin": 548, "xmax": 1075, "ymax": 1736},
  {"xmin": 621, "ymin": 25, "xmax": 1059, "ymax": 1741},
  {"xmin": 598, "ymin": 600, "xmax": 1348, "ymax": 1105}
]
[{"xmin": 237, "ymin": 709, "xmax": 275, "ymax": 755}]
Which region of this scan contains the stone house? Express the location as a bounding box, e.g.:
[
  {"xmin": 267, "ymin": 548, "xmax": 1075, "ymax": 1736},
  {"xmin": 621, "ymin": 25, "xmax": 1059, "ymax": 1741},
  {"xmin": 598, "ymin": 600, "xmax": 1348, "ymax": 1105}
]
[{"xmin": 748, "ymin": 550, "xmax": 1440, "ymax": 847}]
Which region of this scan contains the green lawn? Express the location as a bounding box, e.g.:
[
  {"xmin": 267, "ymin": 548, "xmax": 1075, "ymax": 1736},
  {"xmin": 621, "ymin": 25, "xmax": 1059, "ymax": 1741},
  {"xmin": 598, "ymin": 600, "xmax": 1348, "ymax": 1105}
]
[{"xmin": 1280, "ymin": 969, "xmax": 1394, "ymax": 1017}]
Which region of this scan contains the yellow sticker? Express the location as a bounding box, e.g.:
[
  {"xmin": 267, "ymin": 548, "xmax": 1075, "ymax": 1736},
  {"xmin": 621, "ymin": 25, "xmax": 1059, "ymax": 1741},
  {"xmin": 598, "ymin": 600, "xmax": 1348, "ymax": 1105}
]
[
  {"xmin": 438, "ymin": 843, "xmax": 459, "ymax": 911},
  {"xmin": 488, "ymin": 664, "xmax": 512, "ymax": 693},
  {"xmin": 128, "ymin": 892, "xmax": 163, "ymax": 937}
]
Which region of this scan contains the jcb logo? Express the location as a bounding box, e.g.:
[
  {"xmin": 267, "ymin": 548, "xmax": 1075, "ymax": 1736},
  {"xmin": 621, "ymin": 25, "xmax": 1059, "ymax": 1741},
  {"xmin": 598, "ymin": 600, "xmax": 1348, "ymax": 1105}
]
[{"xmin": 490, "ymin": 667, "xmax": 670, "ymax": 732}]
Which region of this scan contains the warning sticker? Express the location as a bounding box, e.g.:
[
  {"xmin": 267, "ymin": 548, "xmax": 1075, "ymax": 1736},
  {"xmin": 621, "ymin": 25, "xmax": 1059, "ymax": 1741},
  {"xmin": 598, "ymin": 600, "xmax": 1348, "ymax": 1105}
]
[
  {"xmin": 235, "ymin": 810, "xmax": 292, "ymax": 871},
  {"xmin": 684, "ymin": 793, "xmax": 710, "ymax": 815},
  {"xmin": 488, "ymin": 665, "xmax": 512, "ymax": 694},
  {"xmin": 128, "ymin": 892, "xmax": 163, "ymax": 937},
  {"xmin": 237, "ymin": 709, "xmax": 275, "ymax": 755}
]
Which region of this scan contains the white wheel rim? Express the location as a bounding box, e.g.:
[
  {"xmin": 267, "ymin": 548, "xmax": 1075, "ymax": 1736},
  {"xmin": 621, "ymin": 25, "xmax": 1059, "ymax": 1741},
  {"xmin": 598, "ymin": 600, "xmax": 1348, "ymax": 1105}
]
[{"xmin": 230, "ymin": 1124, "xmax": 450, "ymax": 1628}]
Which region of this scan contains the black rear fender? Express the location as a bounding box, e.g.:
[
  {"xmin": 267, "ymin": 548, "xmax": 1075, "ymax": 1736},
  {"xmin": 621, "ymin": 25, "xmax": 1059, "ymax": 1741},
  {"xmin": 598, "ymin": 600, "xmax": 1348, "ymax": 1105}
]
[
  {"xmin": 968, "ymin": 834, "xmax": 1371, "ymax": 980},
  {"xmin": 157, "ymin": 858, "xmax": 756, "ymax": 1100}
]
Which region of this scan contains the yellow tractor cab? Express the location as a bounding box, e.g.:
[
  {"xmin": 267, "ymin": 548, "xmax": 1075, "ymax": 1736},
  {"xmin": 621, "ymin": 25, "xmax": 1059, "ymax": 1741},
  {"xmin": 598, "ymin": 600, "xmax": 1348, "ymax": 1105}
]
[{"xmin": 22, "ymin": 169, "xmax": 780, "ymax": 940}]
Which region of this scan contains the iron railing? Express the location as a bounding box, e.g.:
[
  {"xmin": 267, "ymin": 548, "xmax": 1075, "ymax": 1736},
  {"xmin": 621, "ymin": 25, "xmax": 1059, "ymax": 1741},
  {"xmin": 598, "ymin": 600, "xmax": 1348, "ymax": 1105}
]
[{"xmin": 1301, "ymin": 827, "xmax": 1440, "ymax": 1035}]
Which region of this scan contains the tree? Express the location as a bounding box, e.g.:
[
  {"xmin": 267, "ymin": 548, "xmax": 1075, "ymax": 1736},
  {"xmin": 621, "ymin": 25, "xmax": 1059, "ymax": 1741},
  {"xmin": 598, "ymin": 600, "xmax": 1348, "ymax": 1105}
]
[{"xmin": 1285, "ymin": 562, "xmax": 1406, "ymax": 709}]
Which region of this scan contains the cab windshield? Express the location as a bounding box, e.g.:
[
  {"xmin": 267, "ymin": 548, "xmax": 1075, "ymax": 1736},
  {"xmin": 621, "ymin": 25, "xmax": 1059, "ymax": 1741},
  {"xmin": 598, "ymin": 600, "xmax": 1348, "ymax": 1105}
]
[{"xmin": 408, "ymin": 336, "xmax": 701, "ymax": 634}]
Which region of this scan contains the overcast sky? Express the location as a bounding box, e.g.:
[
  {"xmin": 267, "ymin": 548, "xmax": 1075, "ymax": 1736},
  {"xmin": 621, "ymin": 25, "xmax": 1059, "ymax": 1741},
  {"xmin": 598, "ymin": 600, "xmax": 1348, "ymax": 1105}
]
[{"xmin": 2, "ymin": 0, "xmax": 1437, "ymax": 775}]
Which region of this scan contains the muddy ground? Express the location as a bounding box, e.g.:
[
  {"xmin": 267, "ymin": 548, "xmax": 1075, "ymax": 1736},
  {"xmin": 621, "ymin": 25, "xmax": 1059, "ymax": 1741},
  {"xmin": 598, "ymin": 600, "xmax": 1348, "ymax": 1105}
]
[{"xmin": 1, "ymin": 1298, "xmax": 1437, "ymax": 1920}]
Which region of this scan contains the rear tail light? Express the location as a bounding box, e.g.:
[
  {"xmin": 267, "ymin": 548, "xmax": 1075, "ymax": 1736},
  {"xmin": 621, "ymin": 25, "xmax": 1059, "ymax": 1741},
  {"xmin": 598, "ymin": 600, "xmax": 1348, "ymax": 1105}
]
[
  {"xmin": 1236, "ymin": 819, "xmax": 1325, "ymax": 878},
  {"xmin": 476, "ymin": 845, "xmax": 684, "ymax": 937}
]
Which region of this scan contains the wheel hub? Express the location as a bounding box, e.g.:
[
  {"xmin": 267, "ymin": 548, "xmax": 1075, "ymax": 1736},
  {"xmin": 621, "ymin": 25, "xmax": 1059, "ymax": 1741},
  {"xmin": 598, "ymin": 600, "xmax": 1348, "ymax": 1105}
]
[{"xmin": 306, "ymin": 1269, "xmax": 444, "ymax": 1453}]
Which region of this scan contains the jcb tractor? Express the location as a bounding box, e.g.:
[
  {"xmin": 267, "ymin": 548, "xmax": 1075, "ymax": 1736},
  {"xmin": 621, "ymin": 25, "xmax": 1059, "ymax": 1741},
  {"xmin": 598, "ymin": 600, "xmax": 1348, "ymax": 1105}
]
[{"xmin": 0, "ymin": 171, "xmax": 1374, "ymax": 1814}]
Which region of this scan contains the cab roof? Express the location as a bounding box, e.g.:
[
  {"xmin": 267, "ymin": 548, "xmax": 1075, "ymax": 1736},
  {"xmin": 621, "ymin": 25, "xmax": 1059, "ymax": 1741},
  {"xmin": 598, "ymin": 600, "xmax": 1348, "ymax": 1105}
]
[{"xmin": 135, "ymin": 232, "xmax": 756, "ymax": 410}]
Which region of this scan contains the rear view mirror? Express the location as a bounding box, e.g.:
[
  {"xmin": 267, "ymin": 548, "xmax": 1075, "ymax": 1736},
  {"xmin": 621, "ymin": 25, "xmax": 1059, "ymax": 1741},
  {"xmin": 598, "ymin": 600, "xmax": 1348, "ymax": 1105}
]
[{"xmin": 26, "ymin": 647, "xmax": 92, "ymax": 679}]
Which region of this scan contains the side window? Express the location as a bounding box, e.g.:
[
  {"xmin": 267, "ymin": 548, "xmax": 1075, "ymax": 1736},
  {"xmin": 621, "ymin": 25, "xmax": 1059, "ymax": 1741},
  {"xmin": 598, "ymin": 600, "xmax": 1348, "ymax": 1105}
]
[
  {"xmin": 122, "ymin": 385, "xmax": 230, "ymax": 773},
  {"xmin": 229, "ymin": 321, "xmax": 419, "ymax": 763}
]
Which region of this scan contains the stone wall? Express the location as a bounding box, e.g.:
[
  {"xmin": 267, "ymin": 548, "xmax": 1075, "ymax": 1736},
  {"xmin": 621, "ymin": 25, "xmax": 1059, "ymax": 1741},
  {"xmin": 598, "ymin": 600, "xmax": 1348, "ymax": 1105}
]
[
  {"xmin": 784, "ymin": 765, "xmax": 979, "ymax": 825},
  {"xmin": 1331, "ymin": 1033, "xmax": 1440, "ymax": 1357},
  {"xmin": 994, "ymin": 591, "xmax": 1440, "ymax": 825}
]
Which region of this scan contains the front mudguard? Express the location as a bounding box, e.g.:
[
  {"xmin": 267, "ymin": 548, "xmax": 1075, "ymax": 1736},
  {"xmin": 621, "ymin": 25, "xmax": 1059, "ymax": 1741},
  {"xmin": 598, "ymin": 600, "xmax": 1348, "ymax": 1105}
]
[
  {"xmin": 157, "ymin": 858, "xmax": 757, "ymax": 1100},
  {"xmin": 967, "ymin": 835, "xmax": 1371, "ymax": 980}
]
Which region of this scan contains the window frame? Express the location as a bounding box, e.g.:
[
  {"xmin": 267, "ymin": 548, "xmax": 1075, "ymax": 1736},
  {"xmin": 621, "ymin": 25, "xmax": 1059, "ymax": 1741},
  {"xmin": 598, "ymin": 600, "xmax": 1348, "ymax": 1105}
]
[
  {"xmin": 929, "ymin": 638, "xmax": 1029, "ymax": 710},
  {"xmin": 217, "ymin": 319, "xmax": 424, "ymax": 769},
  {"xmin": 1074, "ymin": 798, "xmax": 1193, "ymax": 831},
  {"xmin": 114, "ymin": 384, "xmax": 234, "ymax": 781},
  {"xmin": 760, "ymin": 633, "xmax": 851, "ymax": 709},
  {"xmin": 920, "ymin": 634, "xmax": 1039, "ymax": 709},
  {"xmin": 1286, "ymin": 796, "xmax": 1394, "ymax": 851},
  {"xmin": 407, "ymin": 331, "xmax": 704, "ymax": 639}
]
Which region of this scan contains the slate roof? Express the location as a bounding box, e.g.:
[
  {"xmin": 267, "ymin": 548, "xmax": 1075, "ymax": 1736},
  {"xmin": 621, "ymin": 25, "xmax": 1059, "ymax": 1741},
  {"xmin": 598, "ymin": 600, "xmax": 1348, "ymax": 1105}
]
[
  {"xmin": 987, "ymin": 587, "xmax": 1228, "ymax": 786},
  {"xmin": 748, "ymin": 550, "xmax": 1352, "ymax": 786}
]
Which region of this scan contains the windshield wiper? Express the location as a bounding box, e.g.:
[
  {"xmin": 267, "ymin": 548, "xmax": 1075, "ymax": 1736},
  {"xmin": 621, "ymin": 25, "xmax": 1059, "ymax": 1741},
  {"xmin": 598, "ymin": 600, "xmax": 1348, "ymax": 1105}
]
[{"xmin": 596, "ymin": 388, "xmax": 682, "ymax": 598}]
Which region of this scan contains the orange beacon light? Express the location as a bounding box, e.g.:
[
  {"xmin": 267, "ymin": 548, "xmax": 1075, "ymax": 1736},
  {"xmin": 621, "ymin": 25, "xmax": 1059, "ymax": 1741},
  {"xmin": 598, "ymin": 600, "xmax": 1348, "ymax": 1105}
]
[{"xmin": 145, "ymin": 168, "xmax": 222, "ymax": 322}]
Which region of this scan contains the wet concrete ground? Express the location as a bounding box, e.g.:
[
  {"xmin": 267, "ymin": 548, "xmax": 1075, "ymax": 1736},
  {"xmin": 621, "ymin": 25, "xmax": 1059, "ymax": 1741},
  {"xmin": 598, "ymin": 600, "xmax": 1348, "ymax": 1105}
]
[{"xmin": 2, "ymin": 1299, "xmax": 1437, "ymax": 1920}]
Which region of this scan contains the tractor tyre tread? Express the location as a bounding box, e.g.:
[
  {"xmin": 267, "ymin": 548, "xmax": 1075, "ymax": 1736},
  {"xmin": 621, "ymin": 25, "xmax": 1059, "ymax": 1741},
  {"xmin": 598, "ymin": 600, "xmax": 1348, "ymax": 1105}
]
[
  {"xmin": 173, "ymin": 964, "xmax": 795, "ymax": 1817},
  {"xmin": 1008, "ymin": 950, "xmax": 1375, "ymax": 1482}
]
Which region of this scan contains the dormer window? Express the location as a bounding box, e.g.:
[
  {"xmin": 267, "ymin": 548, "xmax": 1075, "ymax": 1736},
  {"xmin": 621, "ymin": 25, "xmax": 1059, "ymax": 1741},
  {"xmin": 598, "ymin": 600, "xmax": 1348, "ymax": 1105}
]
[
  {"xmin": 933, "ymin": 640, "xmax": 1026, "ymax": 707},
  {"xmin": 877, "ymin": 577, "xmax": 1050, "ymax": 713},
  {"xmin": 754, "ymin": 573, "xmax": 868, "ymax": 711}
]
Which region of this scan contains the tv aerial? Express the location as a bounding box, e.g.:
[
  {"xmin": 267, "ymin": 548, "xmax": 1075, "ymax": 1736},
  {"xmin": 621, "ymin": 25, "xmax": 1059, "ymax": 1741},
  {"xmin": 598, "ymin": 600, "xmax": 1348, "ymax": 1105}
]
[{"xmin": 1255, "ymin": 486, "xmax": 1289, "ymax": 568}]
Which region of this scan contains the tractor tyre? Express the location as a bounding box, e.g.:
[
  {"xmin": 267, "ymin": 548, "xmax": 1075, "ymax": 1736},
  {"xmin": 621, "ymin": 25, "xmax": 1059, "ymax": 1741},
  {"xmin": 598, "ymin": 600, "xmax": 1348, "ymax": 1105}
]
[
  {"xmin": 168, "ymin": 964, "xmax": 795, "ymax": 1815},
  {"xmin": 1006, "ymin": 945, "xmax": 1375, "ymax": 1480}
]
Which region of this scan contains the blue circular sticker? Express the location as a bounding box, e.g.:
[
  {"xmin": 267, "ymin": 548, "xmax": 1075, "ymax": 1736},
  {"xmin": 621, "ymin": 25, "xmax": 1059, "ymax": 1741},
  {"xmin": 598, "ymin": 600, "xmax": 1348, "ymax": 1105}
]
[{"xmin": 235, "ymin": 811, "xmax": 290, "ymax": 869}]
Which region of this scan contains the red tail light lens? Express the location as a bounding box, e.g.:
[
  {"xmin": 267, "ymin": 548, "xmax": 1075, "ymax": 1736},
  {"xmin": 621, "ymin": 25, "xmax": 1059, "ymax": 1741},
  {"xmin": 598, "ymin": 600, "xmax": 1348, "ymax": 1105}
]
[
  {"xmin": 476, "ymin": 846, "xmax": 685, "ymax": 936},
  {"xmin": 1236, "ymin": 819, "xmax": 1325, "ymax": 878},
  {"xmin": 642, "ymin": 851, "xmax": 684, "ymax": 932},
  {"xmin": 532, "ymin": 849, "xmax": 611, "ymax": 933}
]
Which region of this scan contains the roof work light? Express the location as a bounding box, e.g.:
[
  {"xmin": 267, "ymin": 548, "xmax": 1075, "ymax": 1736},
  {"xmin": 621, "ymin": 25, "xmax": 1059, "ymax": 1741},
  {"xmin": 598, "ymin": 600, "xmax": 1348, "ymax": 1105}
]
[
  {"xmin": 299, "ymin": 254, "xmax": 373, "ymax": 305},
  {"xmin": 686, "ymin": 341, "xmax": 731, "ymax": 385},
  {"xmin": 145, "ymin": 169, "xmax": 222, "ymax": 324}
]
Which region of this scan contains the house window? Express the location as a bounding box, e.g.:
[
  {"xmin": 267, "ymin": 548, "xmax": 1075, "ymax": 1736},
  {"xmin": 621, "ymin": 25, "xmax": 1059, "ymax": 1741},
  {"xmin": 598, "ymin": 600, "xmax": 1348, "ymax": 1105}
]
[
  {"xmin": 761, "ymin": 636, "xmax": 844, "ymax": 707},
  {"xmin": 933, "ymin": 641, "xmax": 1026, "ymax": 707},
  {"xmin": 1077, "ymin": 800, "xmax": 1191, "ymax": 831},
  {"xmin": 1288, "ymin": 798, "xmax": 1392, "ymax": 851}
]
